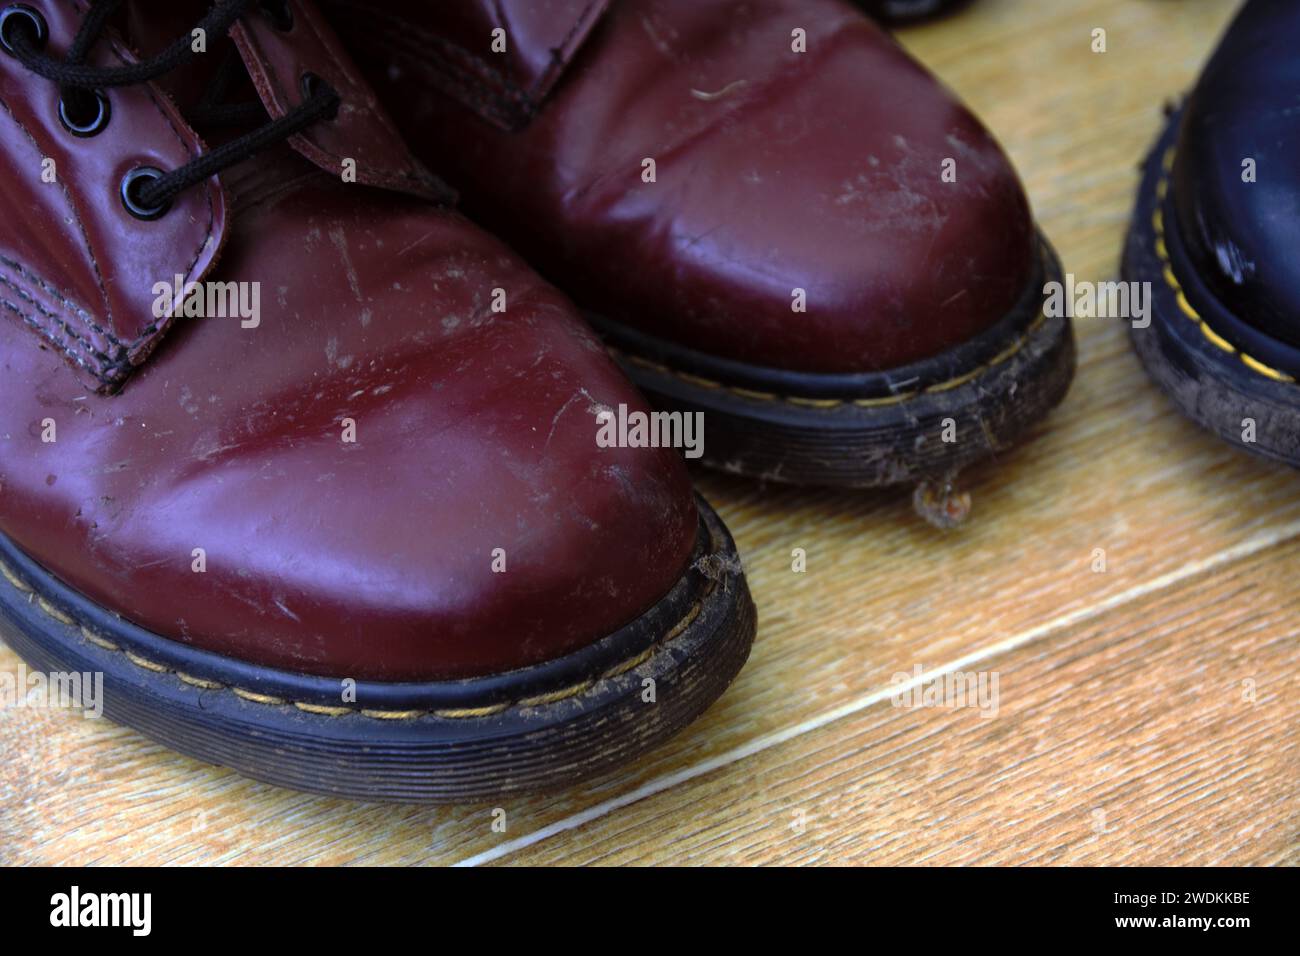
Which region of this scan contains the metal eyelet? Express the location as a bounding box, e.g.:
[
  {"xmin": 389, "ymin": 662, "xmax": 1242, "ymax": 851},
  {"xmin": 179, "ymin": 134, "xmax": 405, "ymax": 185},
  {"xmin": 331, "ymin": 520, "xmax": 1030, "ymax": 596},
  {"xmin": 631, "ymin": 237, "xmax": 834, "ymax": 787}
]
[
  {"xmin": 0, "ymin": 4, "xmax": 47, "ymax": 57},
  {"xmin": 59, "ymin": 88, "xmax": 111, "ymax": 137},
  {"xmin": 300, "ymin": 70, "xmax": 324, "ymax": 101},
  {"xmin": 299, "ymin": 71, "xmax": 340, "ymax": 121},
  {"xmin": 120, "ymin": 166, "xmax": 171, "ymax": 220}
]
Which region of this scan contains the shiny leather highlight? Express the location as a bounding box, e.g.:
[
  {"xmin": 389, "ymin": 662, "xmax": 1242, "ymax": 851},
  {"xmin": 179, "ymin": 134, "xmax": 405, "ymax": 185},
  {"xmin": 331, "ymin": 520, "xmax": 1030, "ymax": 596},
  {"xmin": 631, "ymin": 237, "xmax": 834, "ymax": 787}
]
[
  {"xmin": 0, "ymin": 0, "xmax": 699, "ymax": 681},
  {"xmin": 0, "ymin": 0, "xmax": 227, "ymax": 391},
  {"xmin": 325, "ymin": 0, "xmax": 1037, "ymax": 375}
]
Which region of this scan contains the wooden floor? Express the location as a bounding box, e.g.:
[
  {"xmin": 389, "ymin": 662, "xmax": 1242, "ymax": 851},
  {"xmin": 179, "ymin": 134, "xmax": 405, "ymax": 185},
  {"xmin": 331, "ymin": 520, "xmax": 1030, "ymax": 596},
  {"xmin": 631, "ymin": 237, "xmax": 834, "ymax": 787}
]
[{"xmin": 3, "ymin": 0, "xmax": 1296, "ymax": 866}]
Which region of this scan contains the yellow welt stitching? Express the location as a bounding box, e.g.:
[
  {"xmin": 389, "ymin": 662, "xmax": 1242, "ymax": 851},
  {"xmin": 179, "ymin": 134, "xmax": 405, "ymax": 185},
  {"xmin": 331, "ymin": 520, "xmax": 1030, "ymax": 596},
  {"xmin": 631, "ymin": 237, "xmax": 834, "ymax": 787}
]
[
  {"xmin": 601, "ymin": 646, "xmax": 656, "ymax": 679},
  {"xmin": 675, "ymin": 371, "xmax": 723, "ymax": 390},
  {"xmin": 625, "ymin": 354, "xmax": 665, "ymax": 372},
  {"xmin": 664, "ymin": 600, "xmax": 703, "ymax": 641},
  {"xmin": 605, "ymin": 260, "xmax": 1058, "ymax": 410},
  {"xmin": 1241, "ymin": 353, "xmax": 1294, "ymax": 382},
  {"xmin": 0, "ymin": 559, "xmax": 31, "ymax": 593},
  {"xmin": 853, "ymin": 391, "xmax": 916, "ymax": 408},
  {"xmin": 1152, "ymin": 157, "xmax": 1297, "ymax": 385},
  {"xmin": 517, "ymin": 680, "xmax": 595, "ymax": 708},
  {"xmin": 1, "ymin": 528, "xmax": 725, "ymax": 720},
  {"xmin": 985, "ymin": 338, "xmax": 1026, "ymax": 370},
  {"xmin": 1175, "ymin": 290, "xmax": 1202, "ymax": 322},
  {"xmin": 923, "ymin": 366, "xmax": 982, "ymax": 394},
  {"xmin": 1199, "ymin": 322, "xmax": 1235, "ymax": 354},
  {"xmin": 37, "ymin": 598, "xmax": 74, "ymax": 626},
  {"xmin": 730, "ymin": 386, "xmax": 779, "ymax": 401},
  {"xmin": 177, "ymin": 672, "xmax": 224, "ymax": 690},
  {"xmin": 786, "ymin": 396, "xmax": 846, "ymax": 409},
  {"xmin": 427, "ymin": 704, "xmax": 505, "ymax": 719},
  {"xmin": 610, "ymin": 303, "xmax": 1044, "ymax": 409},
  {"xmin": 124, "ymin": 651, "xmax": 167, "ymax": 674},
  {"xmin": 293, "ymin": 702, "xmax": 353, "ymax": 716},
  {"xmin": 232, "ymin": 688, "xmax": 286, "ymax": 705},
  {"xmin": 985, "ymin": 316, "xmax": 1043, "ymax": 369},
  {"xmin": 80, "ymin": 627, "xmax": 119, "ymax": 651}
]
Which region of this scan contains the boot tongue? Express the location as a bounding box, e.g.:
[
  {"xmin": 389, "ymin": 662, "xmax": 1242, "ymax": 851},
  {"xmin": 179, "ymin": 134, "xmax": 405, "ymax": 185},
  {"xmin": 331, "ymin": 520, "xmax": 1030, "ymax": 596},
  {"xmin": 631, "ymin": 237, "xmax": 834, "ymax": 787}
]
[{"xmin": 118, "ymin": 0, "xmax": 453, "ymax": 203}]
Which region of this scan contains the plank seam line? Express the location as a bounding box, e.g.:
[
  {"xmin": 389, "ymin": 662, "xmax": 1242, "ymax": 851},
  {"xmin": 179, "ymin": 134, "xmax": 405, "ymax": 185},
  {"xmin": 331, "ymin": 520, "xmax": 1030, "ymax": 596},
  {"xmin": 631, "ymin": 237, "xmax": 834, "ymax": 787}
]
[{"xmin": 452, "ymin": 518, "xmax": 1300, "ymax": 867}]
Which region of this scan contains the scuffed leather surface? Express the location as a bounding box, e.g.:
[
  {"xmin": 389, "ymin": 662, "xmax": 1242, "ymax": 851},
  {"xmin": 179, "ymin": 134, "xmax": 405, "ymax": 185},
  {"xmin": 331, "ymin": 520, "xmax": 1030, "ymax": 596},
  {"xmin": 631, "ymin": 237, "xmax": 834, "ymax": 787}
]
[
  {"xmin": 0, "ymin": 4, "xmax": 698, "ymax": 680},
  {"xmin": 327, "ymin": 0, "xmax": 1036, "ymax": 374},
  {"xmin": 0, "ymin": 0, "xmax": 226, "ymax": 392},
  {"xmin": 1172, "ymin": 0, "xmax": 1300, "ymax": 349}
]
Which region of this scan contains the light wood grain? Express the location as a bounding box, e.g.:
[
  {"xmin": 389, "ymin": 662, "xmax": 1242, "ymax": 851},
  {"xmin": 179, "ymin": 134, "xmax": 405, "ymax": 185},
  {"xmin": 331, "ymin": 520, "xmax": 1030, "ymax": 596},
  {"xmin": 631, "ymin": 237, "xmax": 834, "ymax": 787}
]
[
  {"xmin": 2, "ymin": 0, "xmax": 1293, "ymax": 866},
  {"xmin": 496, "ymin": 540, "xmax": 1300, "ymax": 865}
]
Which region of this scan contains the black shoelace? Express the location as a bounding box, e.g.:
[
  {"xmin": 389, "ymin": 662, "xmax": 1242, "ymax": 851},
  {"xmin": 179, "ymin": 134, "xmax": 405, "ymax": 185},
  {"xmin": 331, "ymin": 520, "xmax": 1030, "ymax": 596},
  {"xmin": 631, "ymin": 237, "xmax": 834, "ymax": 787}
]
[{"xmin": 2, "ymin": 0, "xmax": 340, "ymax": 216}]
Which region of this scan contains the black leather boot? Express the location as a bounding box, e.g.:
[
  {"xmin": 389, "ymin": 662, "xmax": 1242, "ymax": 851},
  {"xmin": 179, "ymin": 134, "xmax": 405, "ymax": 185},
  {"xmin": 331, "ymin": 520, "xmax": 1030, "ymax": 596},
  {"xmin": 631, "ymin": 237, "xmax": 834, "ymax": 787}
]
[{"xmin": 1125, "ymin": 0, "xmax": 1300, "ymax": 466}]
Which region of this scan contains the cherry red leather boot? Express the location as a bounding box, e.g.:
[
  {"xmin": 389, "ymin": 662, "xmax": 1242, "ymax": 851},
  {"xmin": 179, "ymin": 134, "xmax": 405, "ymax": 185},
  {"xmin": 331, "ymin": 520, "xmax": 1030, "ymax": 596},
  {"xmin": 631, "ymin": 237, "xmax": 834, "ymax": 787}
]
[
  {"xmin": 322, "ymin": 0, "xmax": 1074, "ymax": 504},
  {"xmin": 1124, "ymin": 0, "xmax": 1300, "ymax": 466},
  {"xmin": 0, "ymin": 0, "xmax": 754, "ymax": 802}
]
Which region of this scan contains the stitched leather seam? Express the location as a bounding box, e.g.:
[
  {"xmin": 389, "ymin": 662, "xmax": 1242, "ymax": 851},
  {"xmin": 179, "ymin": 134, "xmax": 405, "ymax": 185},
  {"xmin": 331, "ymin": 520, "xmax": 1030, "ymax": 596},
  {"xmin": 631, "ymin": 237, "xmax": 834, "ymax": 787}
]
[
  {"xmin": 0, "ymin": 79, "xmax": 117, "ymax": 334},
  {"xmin": 1, "ymin": 3, "xmax": 218, "ymax": 387},
  {"xmin": 611, "ymin": 310, "xmax": 1048, "ymax": 410},
  {"xmin": 0, "ymin": 94, "xmax": 121, "ymax": 361},
  {"xmin": 1153, "ymin": 146, "xmax": 1295, "ymax": 385},
  {"xmin": 0, "ymin": 253, "xmax": 104, "ymax": 331},
  {"xmin": 0, "ymin": 276, "xmax": 125, "ymax": 373},
  {"xmin": 0, "ymin": 551, "xmax": 716, "ymax": 722},
  {"xmin": 0, "ymin": 261, "xmax": 134, "ymax": 383},
  {"xmin": 1, "ymin": 298, "xmax": 95, "ymax": 374},
  {"xmin": 66, "ymin": 0, "xmax": 218, "ymax": 352},
  {"xmin": 0, "ymin": 266, "xmax": 135, "ymax": 385}
]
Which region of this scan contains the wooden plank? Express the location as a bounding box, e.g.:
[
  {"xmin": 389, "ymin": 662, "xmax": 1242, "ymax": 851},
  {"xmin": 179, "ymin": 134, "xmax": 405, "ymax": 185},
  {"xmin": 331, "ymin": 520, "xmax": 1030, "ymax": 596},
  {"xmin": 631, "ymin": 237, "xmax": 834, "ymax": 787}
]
[{"xmin": 496, "ymin": 540, "xmax": 1300, "ymax": 865}]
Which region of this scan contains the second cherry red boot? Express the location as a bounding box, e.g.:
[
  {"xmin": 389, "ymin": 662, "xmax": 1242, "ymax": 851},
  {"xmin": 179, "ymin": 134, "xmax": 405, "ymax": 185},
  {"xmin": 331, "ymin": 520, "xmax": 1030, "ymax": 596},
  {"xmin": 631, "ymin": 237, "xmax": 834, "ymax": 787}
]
[{"xmin": 324, "ymin": 0, "xmax": 1074, "ymax": 499}]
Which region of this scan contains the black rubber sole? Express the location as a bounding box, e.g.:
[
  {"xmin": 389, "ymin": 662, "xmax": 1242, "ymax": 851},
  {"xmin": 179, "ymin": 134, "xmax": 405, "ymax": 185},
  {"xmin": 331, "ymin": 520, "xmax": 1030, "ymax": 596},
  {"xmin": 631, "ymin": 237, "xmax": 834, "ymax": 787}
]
[
  {"xmin": 1123, "ymin": 111, "xmax": 1300, "ymax": 468},
  {"xmin": 0, "ymin": 496, "xmax": 755, "ymax": 804},
  {"xmin": 589, "ymin": 237, "xmax": 1075, "ymax": 488}
]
